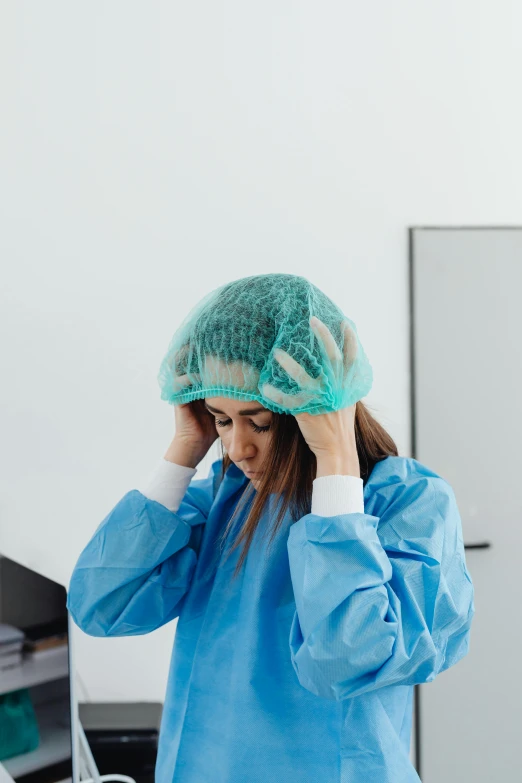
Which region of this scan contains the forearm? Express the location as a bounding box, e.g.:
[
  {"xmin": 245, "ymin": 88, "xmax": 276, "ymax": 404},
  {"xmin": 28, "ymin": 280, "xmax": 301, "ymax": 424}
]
[
  {"xmin": 315, "ymin": 448, "xmax": 360, "ymax": 479},
  {"xmin": 66, "ymin": 489, "xmax": 196, "ymax": 636},
  {"xmin": 138, "ymin": 458, "xmax": 197, "ymax": 513},
  {"xmin": 163, "ymin": 437, "xmax": 202, "ymax": 469}
]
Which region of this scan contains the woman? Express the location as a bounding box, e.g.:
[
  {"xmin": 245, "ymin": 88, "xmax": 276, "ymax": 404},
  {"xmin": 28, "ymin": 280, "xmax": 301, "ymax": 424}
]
[{"xmin": 66, "ymin": 273, "xmax": 475, "ymax": 783}]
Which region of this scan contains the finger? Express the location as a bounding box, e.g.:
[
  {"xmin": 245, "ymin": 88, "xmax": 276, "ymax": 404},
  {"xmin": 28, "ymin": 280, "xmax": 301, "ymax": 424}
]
[
  {"xmin": 172, "ymin": 373, "xmax": 200, "ymax": 392},
  {"xmin": 310, "ymin": 316, "xmax": 343, "ymax": 365},
  {"xmin": 261, "ymin": 382, "xmax": 319, "ymax": 410},
  {"xmin": 168, "ymin": 344, "xmax": 190, "ymax": 374},
  {"xmin": 172, "ymin": 374, "xmax": 191, "ymax": 391},
  {"xmin": 273, "ymin": 349, "xmax": 321, "ymax": 391},
  {"xmin": 342, "ymin": 321, "xmax": 358, "ymax": 368}
]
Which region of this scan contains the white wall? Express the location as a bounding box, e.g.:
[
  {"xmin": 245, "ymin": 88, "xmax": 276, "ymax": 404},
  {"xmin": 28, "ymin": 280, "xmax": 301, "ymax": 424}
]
[{"xmin": 1, "ymin": 1, "xmax": 520, "ymax": 703}]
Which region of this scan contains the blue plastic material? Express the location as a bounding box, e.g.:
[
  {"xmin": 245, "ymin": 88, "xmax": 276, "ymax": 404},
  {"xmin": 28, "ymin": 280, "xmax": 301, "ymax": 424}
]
[
  {"xmin": 157, "ymin": 273, "xmax": 374, "ymax": 415},
  {"xmin": 67, "ymin": 455, "xmax": 475, "ymax": 783}
]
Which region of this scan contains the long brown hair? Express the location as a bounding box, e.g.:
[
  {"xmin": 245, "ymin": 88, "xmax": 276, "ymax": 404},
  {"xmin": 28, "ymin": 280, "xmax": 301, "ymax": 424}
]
[{"xmin": 216, "ymin": 400, "xmax": 399, "ymax": 579}]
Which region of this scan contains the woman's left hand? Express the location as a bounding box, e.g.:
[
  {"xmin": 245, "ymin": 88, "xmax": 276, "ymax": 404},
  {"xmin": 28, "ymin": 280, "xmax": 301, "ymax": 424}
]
[
  {"xmin": 293, "ymin": 403, "xmax": 360, "ymax": 478},
  {"xmin": 262, "ymin": 316, "xmax": 361, "ymax": 478},
  {"xmin": 292, "ymin": 405, "xmax": 359, "ymax": 470}
]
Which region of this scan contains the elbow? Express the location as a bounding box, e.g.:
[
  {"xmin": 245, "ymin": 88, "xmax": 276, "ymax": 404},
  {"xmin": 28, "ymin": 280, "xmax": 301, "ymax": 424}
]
[
  {"xmin": 66, "ymin": 567, "xmax": 189, "ymax": 637},
  {"xmin": 67, "ymin": 599, "xmax": 112, "ymax": 638},
  {"xmin": 290, "ymin": 652, "xmax": 380, "ymax": 701},
  {"xmin": 66, "ymin": 572, "xmax": 115, "ymax": 637},
  {"xmin": 67, "ymin": 596, "xmax": 160, "ymax": 637},
  {"xmin": 288, "ymin": 610, "xmax": 398, "ymax": 701},
  {"xmin": 290, "ymin": 642, "xmax": 402, "ymax": 702},
  {"xmin": 288, "ymin": 609, "xmax": 474, "ymax": 701},
  {"xmin": 290, "ymin": 633, "xmax": 439, "ymax": 701},
  {"xmin": 66, "ymin": 584, "xmax": 130, "ymax": 637},
  {"xmin": 66, "ymin": 579, "xmax": 132, "ymax": 638},
  {"xmin": 435, "ymin": 590, "xmax": 476, "ymax": 675}
]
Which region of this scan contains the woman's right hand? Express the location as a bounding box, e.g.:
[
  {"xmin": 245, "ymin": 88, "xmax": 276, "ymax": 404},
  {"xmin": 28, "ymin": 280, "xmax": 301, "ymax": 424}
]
[{"xmin": 164, "ymin": 399, "xmax": 219, "ymax": 468}]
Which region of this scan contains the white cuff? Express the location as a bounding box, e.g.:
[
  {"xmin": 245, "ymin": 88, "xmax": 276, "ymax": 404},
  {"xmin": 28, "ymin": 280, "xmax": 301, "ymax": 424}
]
[
  {"xmin": 311, "ymin": 474, "xmax": 364, "ymax": 516},
  {"xmin": 136, "ymin": 459, "xmax": 197, "ymax": 513}
]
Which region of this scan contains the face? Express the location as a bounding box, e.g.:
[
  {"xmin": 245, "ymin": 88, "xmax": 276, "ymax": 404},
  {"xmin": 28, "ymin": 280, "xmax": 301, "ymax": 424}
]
[{"xmin": 204, "ymin": 396, "xmax": 273, "ymax": 486}]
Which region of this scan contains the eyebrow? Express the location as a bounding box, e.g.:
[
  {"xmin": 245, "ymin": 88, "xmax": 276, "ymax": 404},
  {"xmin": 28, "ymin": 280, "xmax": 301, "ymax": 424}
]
[{"xmin": 204, "ymin": 402, "xmax": 269, "ymax": 416}]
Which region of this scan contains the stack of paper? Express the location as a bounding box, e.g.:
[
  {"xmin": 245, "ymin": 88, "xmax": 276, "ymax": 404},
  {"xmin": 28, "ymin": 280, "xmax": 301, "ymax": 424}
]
[{"xmin": 0, "ymin": 624, "xmax": 25, "ymax": 672}]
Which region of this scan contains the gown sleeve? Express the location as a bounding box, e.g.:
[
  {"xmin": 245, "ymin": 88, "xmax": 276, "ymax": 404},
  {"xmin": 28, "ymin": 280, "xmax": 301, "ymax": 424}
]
[
  {"xmin": 66, "ymin": 457, "xmax": 223, "ymax": 637},
  {"xmin": 286, "ymin": 457, "xmax": 476, "ymax": 701}
]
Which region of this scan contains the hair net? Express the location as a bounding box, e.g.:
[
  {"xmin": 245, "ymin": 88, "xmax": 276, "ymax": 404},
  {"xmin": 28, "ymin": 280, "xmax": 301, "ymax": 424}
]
[{"xmin": 157, "ymin": 273, "xmax": 373, "ymax": 415}]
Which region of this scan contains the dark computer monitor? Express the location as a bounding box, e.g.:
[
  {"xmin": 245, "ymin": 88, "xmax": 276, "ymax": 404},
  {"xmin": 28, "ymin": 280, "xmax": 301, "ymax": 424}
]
[{"xmin": 0, "ymin": 554, "xmax": 78, "ymax": 783}]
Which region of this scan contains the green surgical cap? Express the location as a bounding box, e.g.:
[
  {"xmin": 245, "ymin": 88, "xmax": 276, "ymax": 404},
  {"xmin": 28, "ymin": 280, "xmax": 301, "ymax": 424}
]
[{"xmin": 157, "ymin": 273, "xmax": 373, "ymax": 415}]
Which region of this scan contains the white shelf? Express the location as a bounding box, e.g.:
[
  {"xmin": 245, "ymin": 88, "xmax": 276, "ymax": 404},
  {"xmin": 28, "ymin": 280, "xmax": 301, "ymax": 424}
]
[
  {"xmin": 0, "ymin": 645, "xmax": 69, "ymax": 695},
  {"xmin": 2, "ymin": 697, "xmax": 72, "ymax": 778},
  {"xmin": 0, "ymin": 762, "xmax": 16, "ymax": 783}
]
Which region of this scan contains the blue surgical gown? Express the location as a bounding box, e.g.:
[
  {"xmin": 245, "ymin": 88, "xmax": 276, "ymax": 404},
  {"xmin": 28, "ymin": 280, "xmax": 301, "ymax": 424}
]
[{"xmin": 66, "ymin": 455, "xmax": 475, "ymax": 783}]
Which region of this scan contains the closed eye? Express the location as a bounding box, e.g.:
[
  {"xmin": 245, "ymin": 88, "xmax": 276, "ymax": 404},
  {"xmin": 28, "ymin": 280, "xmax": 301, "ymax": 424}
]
[{"xmin": 215, "ymin": 418, "xmax": 271, "ymax": 433}]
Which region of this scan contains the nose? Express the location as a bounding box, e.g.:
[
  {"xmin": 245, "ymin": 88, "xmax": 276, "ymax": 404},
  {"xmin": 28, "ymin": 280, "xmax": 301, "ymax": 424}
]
[{"xmin": 226, "ymin": 429, "xmax": 257, "ymax": 463}]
